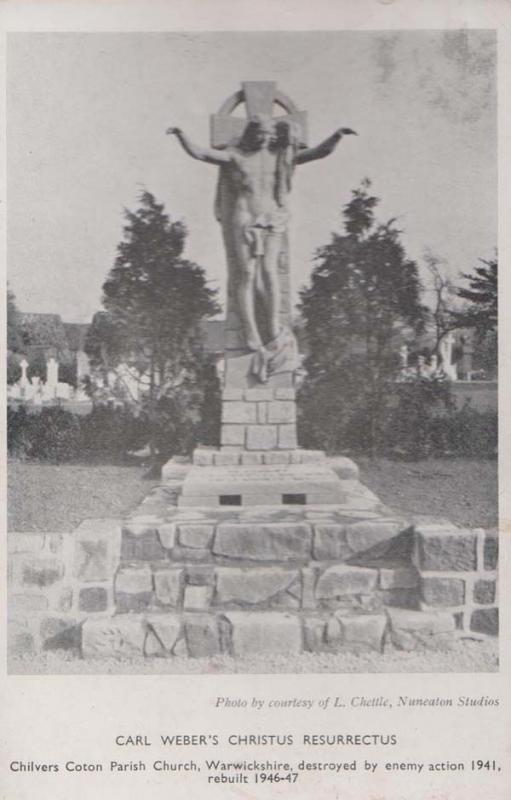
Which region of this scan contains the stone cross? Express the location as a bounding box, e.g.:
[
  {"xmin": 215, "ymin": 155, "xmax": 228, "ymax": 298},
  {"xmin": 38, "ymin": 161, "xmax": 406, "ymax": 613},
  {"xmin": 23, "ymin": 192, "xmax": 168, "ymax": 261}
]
[
  {"xmin": 20, "ymin": 358, "xmax": 29, "ymax": 386},
  {"xmin": 210, "ymin": 81, "xmax": 308, "ymax": 149}
]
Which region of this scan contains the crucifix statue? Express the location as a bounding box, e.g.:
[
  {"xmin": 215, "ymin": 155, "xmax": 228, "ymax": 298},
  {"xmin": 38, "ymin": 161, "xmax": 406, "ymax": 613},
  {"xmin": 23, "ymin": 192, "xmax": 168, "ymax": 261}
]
[{"xmin": 167, "ymin": 81, "xmax": 356, "ymax": 382}]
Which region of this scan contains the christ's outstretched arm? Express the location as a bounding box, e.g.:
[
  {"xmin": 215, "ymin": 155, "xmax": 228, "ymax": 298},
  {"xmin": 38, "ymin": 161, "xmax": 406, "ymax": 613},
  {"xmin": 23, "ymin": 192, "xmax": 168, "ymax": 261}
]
[
  {"xmin": 294, "ymin": 127, "xmax": 357, "ymax": 165},
  {"xmin": 166, "ymin": 127, "xmax": 231, "ymax": 166}
]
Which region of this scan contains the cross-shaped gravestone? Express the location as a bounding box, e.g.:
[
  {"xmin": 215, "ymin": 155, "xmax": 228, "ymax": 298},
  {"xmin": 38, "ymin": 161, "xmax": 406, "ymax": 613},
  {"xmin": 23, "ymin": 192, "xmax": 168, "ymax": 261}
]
[{"xmin": 210, "ymin": 81, "xmax": 308, "ymax": 149}]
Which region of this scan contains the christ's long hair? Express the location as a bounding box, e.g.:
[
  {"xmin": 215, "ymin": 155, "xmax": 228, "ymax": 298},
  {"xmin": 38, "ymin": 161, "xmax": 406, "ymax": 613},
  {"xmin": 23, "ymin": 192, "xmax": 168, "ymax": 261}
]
[{"xmin": 274, "ymin": 119, "xmax": 300, "ymax": 207}]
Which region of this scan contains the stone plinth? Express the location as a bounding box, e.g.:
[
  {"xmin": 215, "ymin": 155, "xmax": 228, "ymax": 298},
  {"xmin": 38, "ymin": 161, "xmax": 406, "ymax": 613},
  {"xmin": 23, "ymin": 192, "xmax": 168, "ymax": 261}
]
[
  {"xmin": 221, "ymin": 360, "xmax": 297, "ymax": 450},
  {"xmin": 178, "ymin": 461, "xmax": 347, "ymax": 507}
]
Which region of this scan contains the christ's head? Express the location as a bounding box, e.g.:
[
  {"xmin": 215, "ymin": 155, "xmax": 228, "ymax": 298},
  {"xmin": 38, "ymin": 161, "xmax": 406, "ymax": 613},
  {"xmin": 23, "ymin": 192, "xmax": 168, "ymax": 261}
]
[{"xmin": 240, "ymin": 114, "xmax": 276, "ymax": 151}]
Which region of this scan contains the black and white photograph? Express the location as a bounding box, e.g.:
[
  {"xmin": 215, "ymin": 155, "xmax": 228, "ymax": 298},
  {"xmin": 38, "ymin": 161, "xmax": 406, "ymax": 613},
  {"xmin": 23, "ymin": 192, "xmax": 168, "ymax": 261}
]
[
  {"xmin": 2, "ymin": 3, "xmax": 510, "ymax": 800},
  {"xmin": 6, "ymin": 27, "xmax": 499, "ymax": 676}
]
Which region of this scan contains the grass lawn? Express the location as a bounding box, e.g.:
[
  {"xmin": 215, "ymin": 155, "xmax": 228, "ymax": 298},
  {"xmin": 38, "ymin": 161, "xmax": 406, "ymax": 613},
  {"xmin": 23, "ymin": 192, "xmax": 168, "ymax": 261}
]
[
  {"xmin": 8, "ymin": 460, "xmax": 158, "ymax": 532},
  {"xmin": 358, "ymin": 457, "xmax": 497, "ymax": 529},
  {"xmin": 8, "ymin": 456, "xmax": 497, "ymax": 532}
]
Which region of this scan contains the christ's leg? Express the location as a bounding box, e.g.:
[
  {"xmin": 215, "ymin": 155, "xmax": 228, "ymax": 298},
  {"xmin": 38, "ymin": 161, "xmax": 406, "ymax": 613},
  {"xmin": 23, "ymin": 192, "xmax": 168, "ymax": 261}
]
[
  {"xmin": 234, "ymin": 236, "xmax": 262, "ymax": 351},
  {"xmin": 261, "ymin": 231, "xmax": 282, "ymax": 341}
]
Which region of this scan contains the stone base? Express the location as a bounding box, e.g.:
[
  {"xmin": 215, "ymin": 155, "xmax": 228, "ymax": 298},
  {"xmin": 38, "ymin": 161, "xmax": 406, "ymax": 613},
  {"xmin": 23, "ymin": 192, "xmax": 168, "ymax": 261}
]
[
  {"xmin": 178, "ymin": 461, "xmax": 350, "ymax": 507},
  {"xmin": 8, "ymin": 457, "xmax": 499, "ymax": 663}
]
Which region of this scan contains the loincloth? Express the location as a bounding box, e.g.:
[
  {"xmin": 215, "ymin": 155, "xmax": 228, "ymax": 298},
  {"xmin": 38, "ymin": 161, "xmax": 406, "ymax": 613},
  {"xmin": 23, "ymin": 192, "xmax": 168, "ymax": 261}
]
[{"xmin": 243, "ymin": 211, "xmax": 289, "ymax": 257}]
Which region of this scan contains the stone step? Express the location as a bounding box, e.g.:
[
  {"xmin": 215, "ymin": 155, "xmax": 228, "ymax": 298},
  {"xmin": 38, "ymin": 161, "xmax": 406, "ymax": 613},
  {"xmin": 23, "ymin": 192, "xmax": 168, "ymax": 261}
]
[
  {"xmin": 112, "ymin": 562, "xmax": 420, "ymax": 616},
  {"xmin": 81, "ymin": 606, "xmax": 456, "ymax": 660},
  {"xmin": 120, "ymin": 509, "xmax": 409, "ymax": 567}
]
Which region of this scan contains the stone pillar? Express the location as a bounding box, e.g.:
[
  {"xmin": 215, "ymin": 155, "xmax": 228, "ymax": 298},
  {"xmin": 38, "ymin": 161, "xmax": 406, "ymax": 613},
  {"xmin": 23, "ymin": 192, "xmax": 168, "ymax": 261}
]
[{"xmin": 221, "ymin": 239, "xmax": 298, "ymax": 452}]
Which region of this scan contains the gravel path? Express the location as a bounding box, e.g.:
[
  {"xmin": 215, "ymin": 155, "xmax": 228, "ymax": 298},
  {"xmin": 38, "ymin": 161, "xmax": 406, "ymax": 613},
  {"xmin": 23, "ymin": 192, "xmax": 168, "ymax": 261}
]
[{"xmin": 9, "ymin": 639, "xmax": 497, "ymax": 675}]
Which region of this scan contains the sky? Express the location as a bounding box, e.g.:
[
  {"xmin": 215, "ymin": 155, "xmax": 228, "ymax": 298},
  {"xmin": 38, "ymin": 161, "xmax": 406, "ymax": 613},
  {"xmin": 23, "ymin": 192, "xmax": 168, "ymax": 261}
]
[{"xmin": 7, "ymin": 30, "xmax": 496, "ymax": 323}]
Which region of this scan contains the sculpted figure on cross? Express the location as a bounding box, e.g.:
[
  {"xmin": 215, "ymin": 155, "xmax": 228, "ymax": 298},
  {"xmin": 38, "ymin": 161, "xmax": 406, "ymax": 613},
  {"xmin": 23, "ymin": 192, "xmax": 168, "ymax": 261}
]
[{"xmin": 167, "ymin": 83, "xmax": 356, "ymax": 380}]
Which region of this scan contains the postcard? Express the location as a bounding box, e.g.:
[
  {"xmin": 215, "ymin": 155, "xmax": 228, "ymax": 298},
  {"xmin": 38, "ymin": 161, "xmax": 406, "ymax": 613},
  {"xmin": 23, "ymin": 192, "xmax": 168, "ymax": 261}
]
[{"xmin": 1, "ymin": 1, "xmax": 509, "ymax": 798}]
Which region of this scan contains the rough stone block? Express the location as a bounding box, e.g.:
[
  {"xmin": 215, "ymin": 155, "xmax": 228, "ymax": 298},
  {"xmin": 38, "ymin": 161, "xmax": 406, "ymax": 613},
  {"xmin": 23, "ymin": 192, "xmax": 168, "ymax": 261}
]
[
  {"xmin": 246, "ymin": 425, "xmax": 278, "ymax": 450},
  {"xmin": 267, "ymin": 401, "xmax": 296, "ymax": 424},
  {"xmin": 82, "ymin": 616, "xmax": 146, "ymax": 658},
  {"xmin": 303, "ymin": 616, "xmax": 327, "ymax": 651},
  {"xmin": 158, "ymin": 523, "xmax": 177, "ymax": 550},
  {"xmin": 301, "ymin": 567, "xmax": 317, "ymax": 609},
  {"xmin": 333, "ymin": 613, "xmax": 386, "ymax": 651},
  {"xmin": 145, "ymin": 615, "xmax": 182, "ymax": 655},
  {"xmin": 178, "ymin": 524, "xmax": 214, "ymax": 549},
  {"xmin": 221, "ymin": 425, "xmax": 245, "ymax": 447},
  {"xmin": 473, "ymin": 578, "xmax": 496, "ymax": 605},
  {"xmin": 278, "ymin": 424, "xmax": 298, "ymax": 449},
  {"xmin": 115, "ymin": 566, "xmax": 153, "ymax": 611},
  {"xmin": 313, "ymin": 524, "xmax": 350, "ymax": 561},
  {"xmin": 421, "ymin": 576, "xmax": 465, "ymax": 606},
  {"xmin": 215, "ymin": 450, "xmax": 241, "ymax": 465},
  {"xmin": 40, "ymin": 616, "xmax": 79, "ymax": 645},
  {"xmin": 223, "ymin": 401, "xmax": 257, "ymax": 424},
  {"xmin": 22, "ymin": 557, "xmax": 64, "ymax": 588},
  {"xmin": 121, "ymin": 530, "xmax": 166, "ymax": 561},
  {"xmin": 191, "ymin": 450, "xmax": 215, "ymax": 466},
  {"xmin": 9, "ymin": 533, "xmax": 45, "ymax": 554},
  {"xmin": 215, "ymin": 568, "xmax": 299, "ymax": 606},
  {"xmin": 170, "ymin": 545, "xmax": 212, "ymax": 563},
  {"xmin": 45, "ymin": 533, "xmax": 68, "ymax": 555},
  {"xmin": 9, "ymin": 593, "xmax": 49, "ymax": 618},
  {"xmin": 79, "ymin": 586, "xmax": 109, "ymax": 613},
  {"xmin": 213, "ymin": 523, "xmax": 312, "ymax": 561},
  {"xmin": 185, "ymin": 615, "xmax": 221, "ymax": 657},
  {"xmin": 388, "ymin": 607, "xmax": 455, "ymax": 651},
  {"xmin": 484, "ymin": 531, "xmax": 498, "ymax": 571},
  {"xmin": 470, "ymin": 607, "xmax": 498, "ymax": 636},
  {"xmin": 74, "ymin": 539, "xmax": 109, "ymax": 582},
  {"xmin": 154, "ymin": 568, "xmax": 184, "ymax": 607},
  {"xmin": 379, "ymin": 567, "xmax": 419, "ymax": 590},
  {"xmin": 8, "ymin": 622, "xmax": 35, "ymax": 656},
  {"xmin": 275, "ymin": 388, "xmax": 296, "ymax": 400},
  {"xmin": 380, "ymin": 588, "xmax": 419, "ymax": 609},
  {"xmin": 54, "ymin": 586, "xmax": 74, "ymax": 613},
  {"xmin": 415, "ymin": 526, "xmax": 477, "ymax": 571},
  {"xmin": 245, "ymin": 388, "xmax": 274, "ymax": 401},
  {"xmin": 225, "ymin": 611, "xmax": 302, "ymax": 656},
  {"xmin": 186, "ymin": 565, "xmax": 215, "ymax": 586},
  {"xmin": 73, "ymin": 519, "xmax": 121, "ymax": 580},
  {"xmin": 316, "ymin": 565, "xmax": 378, "ymax": 599},
  {"xmin": 184, "ymin": 585, "xmax": 213, "ymax": 610},
  {"xmin": 346, "ymin": 520, "xmax": 403, "ymax": 556}
]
